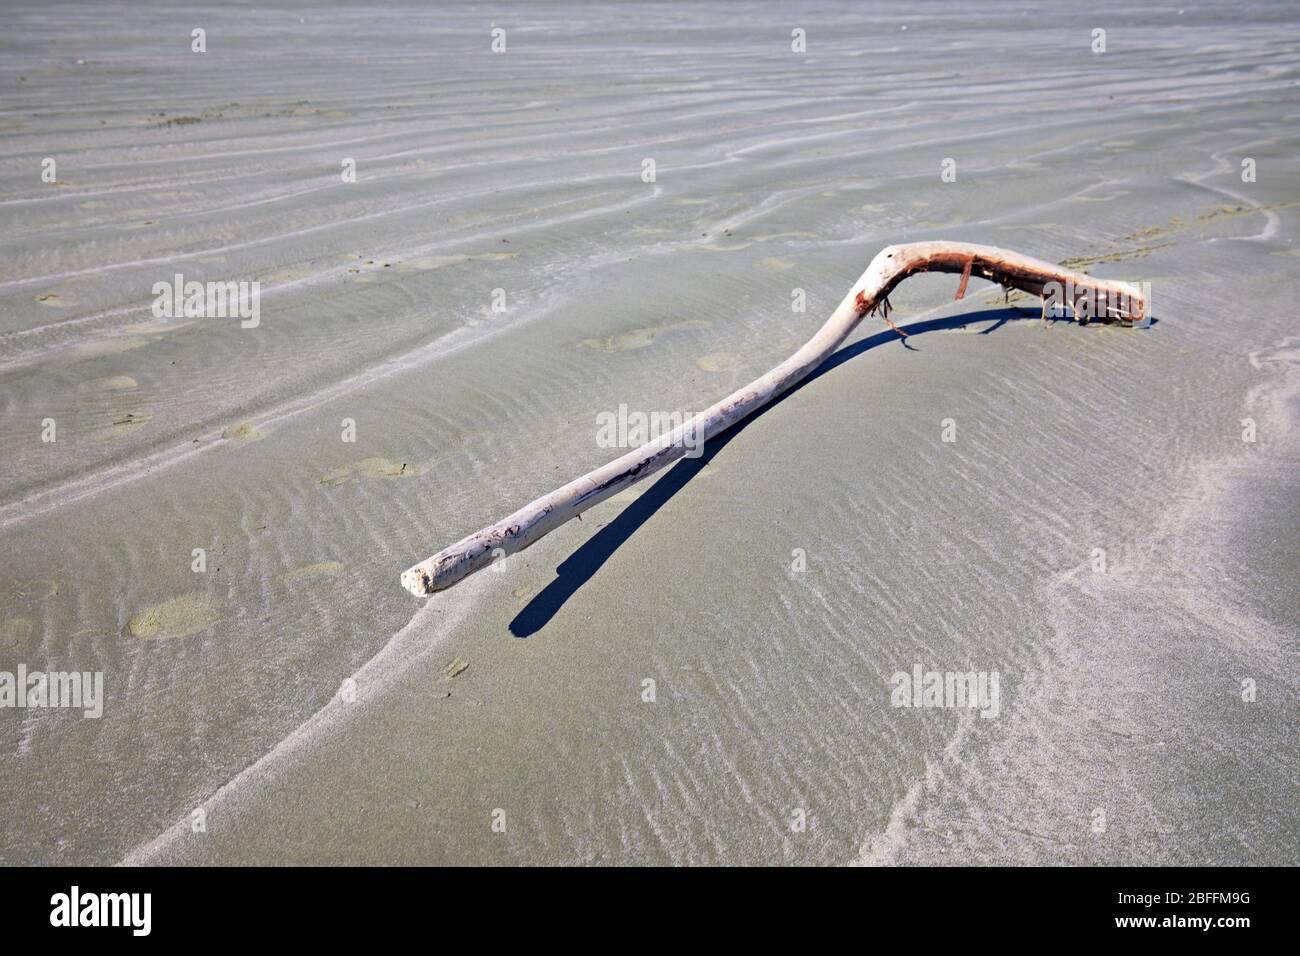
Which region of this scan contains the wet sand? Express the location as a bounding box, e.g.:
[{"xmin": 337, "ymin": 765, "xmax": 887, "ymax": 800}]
[{"xmin": 0, "ymin": 1, "xmax": 1296, "ymax": 865}]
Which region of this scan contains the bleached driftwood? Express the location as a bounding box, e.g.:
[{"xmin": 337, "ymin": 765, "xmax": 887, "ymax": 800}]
[{"xmin": 401, "ymin": 241, "xmax": 1146, "ymax": 596}]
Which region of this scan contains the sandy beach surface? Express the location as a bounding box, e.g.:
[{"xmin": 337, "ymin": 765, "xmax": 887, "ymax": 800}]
[{"xmin": 1, "ymin": 1, "xmax": 1296, "ymax": 865}]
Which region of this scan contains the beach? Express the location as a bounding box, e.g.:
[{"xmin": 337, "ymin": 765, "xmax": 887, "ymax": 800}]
[{"xmin": 0, "ymin": 0, "xmax": 1296, "ymax": 865}]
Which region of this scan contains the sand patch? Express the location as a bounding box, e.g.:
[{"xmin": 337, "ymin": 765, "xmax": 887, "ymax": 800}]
[
  {"xmin": 0, "ymin": 617, "xmax": 37, "ymax": 651},
  {"xmin": 286, "ymin": 106, "xmax": 349, "ymax": 119},
  {"xmin": 758, "ymin": 257, "xmax": 794, "ymax": 271},
  {"xmin": 262, "ymin": 267, "xmax": 314, "ymax": 282},
  {"xmin": 319, "ymin": 457, "xmax": 425, "ymax": 487},
  {"xmin": 696, "ymin": 352, "xmax": 739, "ymax": 372},
  {"xmin": 397, "ymin": 252, "xmax": 520, "ymax": 272},
  {"xmin": 13, "ymin": 579, "xmax": 59, "ymax": 600},
  {"xmin": 983, "ymin": 289, "xmax": 1032, "ymax": 306},
  {"xmin": 447, "ymin": 212, "xmax": 492, "ymax": 228},
  {"xmin": 1059, "ymin": 244, "xmax": 1170, "ymax": 270},
  {"xmin": 222, "ymin": 420, "xmax": 265, "ymax": 444},
  {"xmin": 93, "ymin": 409, "xmax": 152, "ymax": 442},
  {"xmin": 48, "ymin": 338, "xmax": 151, "ymax": 366},
  {"xmin": 128, "ymin": 593, "xmax": 219, "ymax": 640},
  {"xmin": 1120, "ymin": 202, "xmax": 1299, "ymax": 244},
  {"xmin": 34, "ymin": 292, "xmax": 74, "ymax": 307},
  {"xmin": 580, "ymin": 319, "xmax": 709, "ymax": 353},
  {"xmin": 120, "ymin": 320, "xmax": 193, "ymax": 336},
  {"xmin": 284, "ymin": 561, "xmax": 344, "ymax": 582},
  {"xmin": 97, "ymin": 375, "xmax": 139, "ymax": 391},
  {"xmin": 399, "ymin": 255, "xmax": 465, "ymax": 271}
]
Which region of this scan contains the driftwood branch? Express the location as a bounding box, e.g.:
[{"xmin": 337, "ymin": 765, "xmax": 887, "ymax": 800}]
[{"xmin": 401, "ymin": 241, "xmax": 1146, "ymax": 596}]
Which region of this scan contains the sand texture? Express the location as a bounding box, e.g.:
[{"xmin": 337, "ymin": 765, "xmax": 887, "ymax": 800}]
[{"xmin": 0, "ymin": 1, "xmax": 1296, "ymax": 865}]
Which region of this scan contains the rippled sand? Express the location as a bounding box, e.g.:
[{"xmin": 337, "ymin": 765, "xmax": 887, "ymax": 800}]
[{"xmin": 1, "ymin": 1, "xmax": 1296, "ymax": 865}]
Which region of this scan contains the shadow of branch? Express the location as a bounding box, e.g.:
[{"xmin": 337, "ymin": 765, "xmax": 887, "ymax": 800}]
[{"xmin": 509, "ymin": 306, "xmax": 1098, "ymax": 636}]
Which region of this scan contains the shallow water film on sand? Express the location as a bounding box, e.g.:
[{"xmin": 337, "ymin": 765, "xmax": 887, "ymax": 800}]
[{"xmin": 0, "ymin": 1, "xmax": 1296, "ymax": 866}]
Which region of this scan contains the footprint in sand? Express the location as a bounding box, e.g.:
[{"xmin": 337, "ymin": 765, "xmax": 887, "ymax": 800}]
[
  {"xmin": 319, "ymin": 457, "xmax": 425, "ymax": 487},
  {"xmin": 128, "ymin": 592, "xmax": 219, "ymax": 640},
  {"xmin": 580, "ymin": 319, "xmax": 709, "ymax": 353}
]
